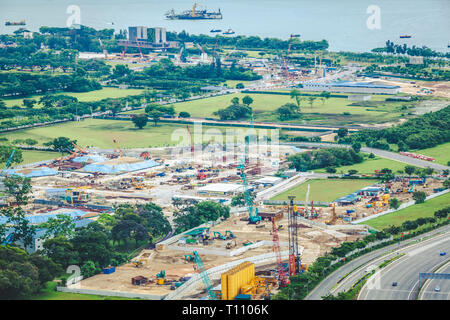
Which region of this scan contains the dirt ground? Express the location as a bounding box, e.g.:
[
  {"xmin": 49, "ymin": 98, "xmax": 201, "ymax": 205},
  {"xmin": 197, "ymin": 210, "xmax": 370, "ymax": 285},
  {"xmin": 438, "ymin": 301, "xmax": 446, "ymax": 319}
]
[{"xmin": 376, "ymin": 79, "xmax": 450, "ymax": 98}]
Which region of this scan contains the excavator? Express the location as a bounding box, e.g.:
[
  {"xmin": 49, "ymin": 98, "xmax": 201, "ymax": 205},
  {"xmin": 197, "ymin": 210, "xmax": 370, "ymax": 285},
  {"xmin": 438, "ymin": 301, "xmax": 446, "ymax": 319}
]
[{"xmin": 226, "ymin": 239, "xmax": 237, "ymax": 249}]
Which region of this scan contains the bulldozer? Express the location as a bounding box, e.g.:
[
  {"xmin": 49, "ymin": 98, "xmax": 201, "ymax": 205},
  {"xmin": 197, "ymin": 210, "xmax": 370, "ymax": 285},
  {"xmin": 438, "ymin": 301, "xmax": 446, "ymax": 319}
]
[{"xmin": 132, "ymin": 258, "xmax": 147, "ymax": 268}]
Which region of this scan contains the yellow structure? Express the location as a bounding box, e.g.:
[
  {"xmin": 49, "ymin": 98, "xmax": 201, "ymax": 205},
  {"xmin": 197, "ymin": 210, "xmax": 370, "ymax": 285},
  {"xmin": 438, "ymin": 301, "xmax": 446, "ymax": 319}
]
[{"xmin": 221, "ymin": 262, "xmax": 255, "ymax": 300}]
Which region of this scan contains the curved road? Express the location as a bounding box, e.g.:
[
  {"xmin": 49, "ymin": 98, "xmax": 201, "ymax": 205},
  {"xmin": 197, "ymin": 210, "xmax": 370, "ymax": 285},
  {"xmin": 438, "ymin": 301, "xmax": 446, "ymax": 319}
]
[
  {"xmin": 419, "ymin": 262, "xmax": 450, "ymax": 300},
  {"xmin": 358, "ymin": 234, "xmax": 450, "ymax": 300},
  {"xmin": 305, "ymin": 224, "xmax": 450, "ymax": 300}
]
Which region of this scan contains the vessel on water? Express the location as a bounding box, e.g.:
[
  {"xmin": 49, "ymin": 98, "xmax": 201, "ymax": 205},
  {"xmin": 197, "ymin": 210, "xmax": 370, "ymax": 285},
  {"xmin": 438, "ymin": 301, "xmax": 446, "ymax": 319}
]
[
  {"xmin": 399, "ymin": 35, "xmax": 412, "ymax": 38},
  {"xmin": 166, "ymin": 4, "xmax": 222, "ymax": 20},
  {"xmin": 223, "ymin": 29, "xmax": 235, "ymax": 35},
  {"xmin": 5, "ymin": 20, "xmax": 26, "ymax": 26},
  {"xmin": 210, "ymin": 29, "xmax": 222, "ymax": 33}
]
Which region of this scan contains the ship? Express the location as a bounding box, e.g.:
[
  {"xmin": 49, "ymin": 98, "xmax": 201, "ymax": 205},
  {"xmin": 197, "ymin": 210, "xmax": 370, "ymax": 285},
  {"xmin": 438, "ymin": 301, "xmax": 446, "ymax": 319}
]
[
  {"xmin": 165, "ymin": 3, "xmax": 222, "ymax": 20},
  {"xmin": 210, "ymin": 29, "xmax": 222, "ymax": 33},
  {"xmin": 223, "ymin": 29, "xmax": 235, "ymax": 35},
  {"xmin": 399, "ymin": 35, "xmax": 412, "ymax": 38},
  {"xmin": 5, "ymin": 20, "xmax": 26, "ymax": 26}
]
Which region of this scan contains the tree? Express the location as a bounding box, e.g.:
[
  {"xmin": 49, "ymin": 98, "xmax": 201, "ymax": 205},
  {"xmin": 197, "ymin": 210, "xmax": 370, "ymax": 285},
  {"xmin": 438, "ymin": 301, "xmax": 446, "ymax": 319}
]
[
  {"xmin": 42, "ymin": 236, "xmax": 79, "ymax": 269},
  {"xmin": 307, "ymin": 96, "xmax": 316, "ymax": 108},
  {"xmin": 242, "ymin": 95, "xmax": 254, "ymax": 108},
  {"xmin": 47, "ymin": 137, "xmax": 77, "ymax": 154},
  {"xmin": 40, "ymin": 214, "xmax": 76, "ymax": 240},
  {"xmin": 231, "ymin": 97, "xmax": 240, "ymax": 106},
  {"xmin": 179, "ymin": 111, "xmax": 191, "ymax": 118},
  {"xmin": 235, "ymin": 83, "xmax": 244, "ymax": 89},
  {"xmin": 337, "ymin": 128, "xmax": 348, "ymax": 138},
  {"xmin": 23, "ymin": 98, "xmax": 36, "ymax": 109},
  {"xmin": 231, "ymin": 192, "xmax": 255, "ymax": 207},
  {"xmin": 131, "ymin": 114, "xmax": 148, "ymax": 129},
  {"xmin": 351, "ymin": 142, "xmax": 361, "ymax": 153},
  {"xmin": 404, "ymin": 165, "xmax": 416, "ymax": 176},
  {"xmin": 325, "ymin": 167, "xmax": 337, "ymax": 173},
  {"xmin": 389, "ymin": 198, "xmax": 401, "ymax": 210},
  {"xmin": 443, "ymin": 179, "xmax": 450, "ymax": 189},
  {"xmin": 412, "ymin": 191, "xmax": 426, "ymax": 204},
  {"xmin": 290, "ymin": 89, "xmax": 302, "ymax": 109},
  {"xmin": 147, "ymin": 110, "xmax": 163, "ymax": 126},
  {"xmin": 348, "ymin": 169, "xmax": 358, "ymax": 175},
  {"xmin": 71, "ymin": 223, "xmax": 112, "ymax": 268},
  {"xmin": 0, "ymin": 145, "xmax": 23, "ymax": 166}
]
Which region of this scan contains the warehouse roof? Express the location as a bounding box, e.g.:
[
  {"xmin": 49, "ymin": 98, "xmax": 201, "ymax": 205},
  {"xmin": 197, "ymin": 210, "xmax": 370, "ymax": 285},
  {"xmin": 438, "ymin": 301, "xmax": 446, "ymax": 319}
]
[
  {"xmin": 253, "ymin": 176, "xmax": 283, "ymax": 185},
  {"xmin": 197, "ymin": 183, "xmax": 244, "ymax": 193}
]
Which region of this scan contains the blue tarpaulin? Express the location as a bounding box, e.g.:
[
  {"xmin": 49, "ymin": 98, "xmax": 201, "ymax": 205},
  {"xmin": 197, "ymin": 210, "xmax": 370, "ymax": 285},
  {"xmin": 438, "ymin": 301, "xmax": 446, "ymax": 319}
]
[
  {"xmin": 3, "ymin": 167, "xmax": 58, "ymax": 178},
  {"xmin": 0, "ymin": 209, "xmax": 88, "ymax": 225},
  {"xmin": 83, "ymin": 159, "xmax": 160, "ymax": 174},
  {"xmin": 72, "ymin": 155, "xmax": 106, "ymax": 163}
]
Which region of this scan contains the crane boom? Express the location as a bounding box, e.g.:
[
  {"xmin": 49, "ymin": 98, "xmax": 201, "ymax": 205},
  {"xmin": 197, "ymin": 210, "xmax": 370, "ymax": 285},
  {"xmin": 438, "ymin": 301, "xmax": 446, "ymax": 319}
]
[{"xmin": 193, "ymin": 251, "xmax": 217, "ymax": 300}]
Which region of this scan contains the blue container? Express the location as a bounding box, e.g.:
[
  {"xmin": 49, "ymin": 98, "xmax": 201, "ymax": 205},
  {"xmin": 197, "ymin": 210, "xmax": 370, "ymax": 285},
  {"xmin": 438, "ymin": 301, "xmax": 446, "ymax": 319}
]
[
  {"xmin": 103, "ymin": 266, "xmax": 115, "ymax": 274},
  {"xmin": 346, "ymin": 209, "xmax": 355, "ymax": 214}
]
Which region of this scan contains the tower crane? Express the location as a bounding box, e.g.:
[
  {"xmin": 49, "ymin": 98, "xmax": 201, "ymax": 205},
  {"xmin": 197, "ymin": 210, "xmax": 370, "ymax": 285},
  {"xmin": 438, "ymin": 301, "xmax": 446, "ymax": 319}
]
[
  {"xmin": 113, "ymin": 139, "xmax": 124, "ymax": 157},
  {"xmin": 98, "ymin": 38, "xmax": 108, "ymax": 59},
  {"xmin": 1, "ymin": 149, "xmax": 16, "ymax": 176},
  {"xmin": 287, "ymin": 196, "xmax": 300, "ymax": 277},
  {"xmin": 283, "ymin": 34, "xmax": 300, "ymax": 79},
  {"xmin": 272, "ymin": 218, "xmax": 289, "ymax": 287},
  {"xmin": 193, "ymin": 251, "xmax": 217, "ymax": 300}
]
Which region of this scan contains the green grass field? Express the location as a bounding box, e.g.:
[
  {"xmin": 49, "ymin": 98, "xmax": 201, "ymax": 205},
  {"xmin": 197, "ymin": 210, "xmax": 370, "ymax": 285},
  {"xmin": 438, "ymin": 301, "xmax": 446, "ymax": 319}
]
[
  {"xmin": 412, "ymin": 142, "xmax": 450, "ymax": 166},
  {"xmin": 1, "ymin": 118, "xmax": 265, "ymax": 149},
  {"xmin": 271, "ymin": 178, "xmax": 379, "ymax": 202},
  {"xmin": 18, "ymin": 150, "xmax": 61, "ymax": 166},
  {"xmin": 3, "ymin": 87, "xmax": 144, "ymax": 108},
  {"xmin": 31, "ymin": 282, "xmax": 139, "ymax": 300},
  {"xmin": 362, "ymin": 192, "xmax": 450, "ymax": 230},
  {"xmin": 125, "ymin": 92, "xmax": 407, "ymax": 126},
  {"xmin": 315, "ymin": 155, "xmax": 411, "ymax": 175}
]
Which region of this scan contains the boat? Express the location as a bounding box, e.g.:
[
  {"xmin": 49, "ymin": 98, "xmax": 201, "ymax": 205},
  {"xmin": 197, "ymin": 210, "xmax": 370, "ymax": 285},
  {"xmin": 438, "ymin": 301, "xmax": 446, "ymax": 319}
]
[
  {"xmin": 223, "ymin": 29, "xmax": 235, "ymax": 35},
  {"xmin": 399, "ymin": 35, "xmax": 412, "ymax": 38},
  {"xmin": 5, "ymin": 20, "xmax": 26, "ymax": 26},
  {"xmin": 210, "ymin": 29, "xmax": 222, "ymax": 33},
  {"xmin": 165, "ymin": 4, "xmax": 222, "ymax": 20}
]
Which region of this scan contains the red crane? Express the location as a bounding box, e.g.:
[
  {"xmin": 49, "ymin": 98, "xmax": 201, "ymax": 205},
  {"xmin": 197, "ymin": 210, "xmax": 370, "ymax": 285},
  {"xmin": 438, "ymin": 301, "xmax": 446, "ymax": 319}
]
[
  {"xmin": 136, "ymin": 40, "xmax": 143, "ymax": 60},
  {"xmin": 272, "ymin": 218, "xmax": 289, "ymax": 287}
]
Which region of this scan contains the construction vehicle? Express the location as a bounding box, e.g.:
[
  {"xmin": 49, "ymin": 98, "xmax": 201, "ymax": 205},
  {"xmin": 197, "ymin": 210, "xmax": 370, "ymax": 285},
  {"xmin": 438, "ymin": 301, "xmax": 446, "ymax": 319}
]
[
  {"xmin": 132, "ymin": 258, "xmax": 147, "ymax": 268},
  {"xmin": 225, "ymin": 230, "xmax": 236, "ymax": 239},
  {"xmin": 226, "ymin": 239, "xmax": 237, "ymax": 249},
  {"xmin": 193, "ymin": 251, "xmax": 217, "ymax": 300},
  {"xmin": 140, "ymin": 151, "xmax": 150, "ymax": 160},
  {"xmin": 98, "ymin": 38, "xmax": 108, "ymax": 59},
  {"xmin": 325, "ymin": 203, "xmax": 337, "ymax": 225},
  {"xmin": 113, "ymin": 139, "xmax": 124, "ymax": 157},
  {"xmin": 213, "ymin": 231, "xmax": 227, "ymax": 240},
  {"xmin": 156, "ymin": 270, "xmax": 166, "ymax": 285},
  {"xmin": 131, "ymin": 177, "xmax": 145, "ymax": 190},
  {"xmin": 65, "ymin": 186, "xmax": 90, "ymax": 205},
  {"xmin": 184, "ymin": 254, "xmax": 195, "ymax": 262}
]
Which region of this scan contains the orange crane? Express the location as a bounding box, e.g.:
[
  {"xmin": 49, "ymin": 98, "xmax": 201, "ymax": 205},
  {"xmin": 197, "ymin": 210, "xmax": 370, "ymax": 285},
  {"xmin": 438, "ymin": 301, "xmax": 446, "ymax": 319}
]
[
  {"xmin": 136, "ymin": 40, "xmax": 144, "ymax": 60},
  {"xmin": 272, "ymin": 218, "xmax": 289, "ymax": 287},
  {"xmin": 113, "ymin": 139, "xmax": 124, "ymax": 157},
  {"xmin": 283, "ymin": 34, "xmax": 300, "ymax": 79}
]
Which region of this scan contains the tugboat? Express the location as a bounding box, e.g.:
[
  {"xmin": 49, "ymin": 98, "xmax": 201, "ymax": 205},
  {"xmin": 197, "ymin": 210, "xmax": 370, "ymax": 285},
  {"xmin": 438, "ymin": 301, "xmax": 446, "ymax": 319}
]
[
  {"xmin": 223, "ymin": 29, "xmax": 235, "ymax": 35},
  {"xmin": 166, "ymin": 4, "xmax": 222, "ymax": 20},
  {"xmin": 5, "ymin": 20, "xmax": 26, "ymax": 26},
  {"xmin": 399, "ymin": 35, "xmax": 412, "ymax": 39}
]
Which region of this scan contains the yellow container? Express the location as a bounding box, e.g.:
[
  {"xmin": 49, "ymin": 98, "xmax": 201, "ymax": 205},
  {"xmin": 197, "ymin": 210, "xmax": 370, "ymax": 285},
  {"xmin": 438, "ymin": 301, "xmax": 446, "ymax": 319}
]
[{"xmin": 157, "ymin": 278, "xmax": 164, "ymax": 285}]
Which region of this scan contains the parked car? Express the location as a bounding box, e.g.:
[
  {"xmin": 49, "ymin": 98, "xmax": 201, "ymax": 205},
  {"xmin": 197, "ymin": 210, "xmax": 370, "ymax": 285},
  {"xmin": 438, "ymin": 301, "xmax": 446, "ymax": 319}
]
[
  {"xmin": 440, "ymin": 252, "xmax": 446, "ymax": 256},
  {"xmin": 435, "ymin": 286, "xmax": 440, "ymax": 292},
  {"xmin": 392, "ymin": 282, "xmax": 398, "ymax": 287}
]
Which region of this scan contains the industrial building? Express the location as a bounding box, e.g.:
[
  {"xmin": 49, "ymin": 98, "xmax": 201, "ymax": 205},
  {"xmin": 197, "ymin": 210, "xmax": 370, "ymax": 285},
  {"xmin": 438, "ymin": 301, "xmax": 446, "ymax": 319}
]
[
  {"xmin": 118, "ymin": 26, "xmax": 179, "ymax": 51},
  {"xmin": 299, "ymin": 81, "xmax": 402, "ymax": 94}
]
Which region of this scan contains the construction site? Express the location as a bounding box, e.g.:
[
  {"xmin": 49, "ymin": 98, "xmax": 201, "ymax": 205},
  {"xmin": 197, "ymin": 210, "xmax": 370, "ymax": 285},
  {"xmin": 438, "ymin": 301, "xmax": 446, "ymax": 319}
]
[{"xmin": 1, "ymin": 130, "xmax": 447, "ymax": 300}]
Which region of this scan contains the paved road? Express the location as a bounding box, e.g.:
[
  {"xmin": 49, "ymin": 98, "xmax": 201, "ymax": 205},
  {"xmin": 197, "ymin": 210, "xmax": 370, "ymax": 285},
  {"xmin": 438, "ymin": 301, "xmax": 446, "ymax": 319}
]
[
  {"xmin": 358, "ymin": 234, "xmax": 450, "ymax": 300},
  {"xmin": 284, "ymin": 142, "xmax": 450, "ymax": 171},
  {"xmin": 305, "ymin": 224, "xmax": 450, "ymax": 300},
  {"xmin": 419, "ymin": 262, "xmax": 450, "ymax": 300},
  {"xmin": 361, "ymin": 147, "xmax": 449, "ymax": 171}
]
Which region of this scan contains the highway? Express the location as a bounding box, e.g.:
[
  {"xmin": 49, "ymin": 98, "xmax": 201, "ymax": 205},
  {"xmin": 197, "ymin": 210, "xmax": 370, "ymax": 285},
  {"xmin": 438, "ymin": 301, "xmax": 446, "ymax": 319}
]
[
  {"xmin": 418, "ymin": 262, "xmax": 450, "ymax": 300},
  {"xmin": 358, "ymin": 233, "xmax": 450, "ymax": 300},
  {"xmin": 305, "ymin": 224, "xmax": 450, "ymax": 300}
]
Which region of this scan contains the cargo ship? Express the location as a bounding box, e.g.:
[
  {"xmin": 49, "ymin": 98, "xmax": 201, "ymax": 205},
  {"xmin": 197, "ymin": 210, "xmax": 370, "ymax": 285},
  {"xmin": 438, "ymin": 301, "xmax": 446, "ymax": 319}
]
[
  {"xmin": 399, "ymin": 35, "xmax": 412, "ymax": 38},
  {"xmin": 165, "ymin": 4, "xmax": 222, "ymax": 20},
  {"xmin": 5, "ymin": 20, "xmax": 26, "ymax": 26}
]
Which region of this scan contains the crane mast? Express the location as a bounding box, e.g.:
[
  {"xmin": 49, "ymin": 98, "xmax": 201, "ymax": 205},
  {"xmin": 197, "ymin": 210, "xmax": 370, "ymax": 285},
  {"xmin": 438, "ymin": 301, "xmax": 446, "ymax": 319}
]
[{"xmin": 193, "ymin": 251, "xmax": 217, "ymax": 300}]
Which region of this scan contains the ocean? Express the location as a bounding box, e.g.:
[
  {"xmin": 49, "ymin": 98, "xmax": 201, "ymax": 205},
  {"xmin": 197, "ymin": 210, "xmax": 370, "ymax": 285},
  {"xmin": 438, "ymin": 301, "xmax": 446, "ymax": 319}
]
[{"xmin": 0, "ymin": 0, "xmax": 449, "ymax": 52}]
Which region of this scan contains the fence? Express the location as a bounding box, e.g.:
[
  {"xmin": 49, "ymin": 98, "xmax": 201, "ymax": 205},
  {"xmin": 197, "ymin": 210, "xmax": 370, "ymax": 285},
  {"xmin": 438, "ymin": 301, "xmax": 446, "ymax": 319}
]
[{"xmin": 263, "ymin": 199, "xmax": 331, "ymax": 207}]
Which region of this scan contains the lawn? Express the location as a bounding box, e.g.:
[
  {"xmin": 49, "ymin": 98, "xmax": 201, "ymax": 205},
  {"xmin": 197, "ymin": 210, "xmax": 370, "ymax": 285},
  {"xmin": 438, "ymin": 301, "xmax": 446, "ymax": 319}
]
[
  {"xmin": 17, "ymin": 150, "xmax": 61, "ymax": 166},
  {"xmin": 315, "ymin": 155, "xmax": 412, "ymax": 175},
  {"xmin": 412, "ymin": 142, "xmax": 450, "ymax": 166},
  {"xmin": 3, "ymin": 87, "xmax": 144, "ymax": 108},
  {"xmin": 1, "ymin": 118, "xmax": 267, "ymax": 149},
  {"xmin": 31, "ymin": 282, "xmax": 139, "ymax": 300},
  {"xmin": 271, "ymin": 178, "xmax": 379, "ymax": 202},
  {"xmin": 362, "ymin": 192, "xmax": 450, "ymax": 230},
  {"xmin": 126, "ymin": 92, "xmax": 406, "ymax": 126}
]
